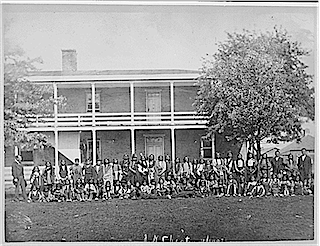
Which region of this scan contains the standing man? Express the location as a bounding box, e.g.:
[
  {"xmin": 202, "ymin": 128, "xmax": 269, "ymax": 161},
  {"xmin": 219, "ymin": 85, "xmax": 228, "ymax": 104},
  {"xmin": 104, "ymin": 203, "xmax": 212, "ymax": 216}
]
[
  {"xmin": 298, "ymin": 148, "xmax": 313, "ymax": 182},
  {"xmin": 270, "ymin": 150, "xmax": 284, "ymax": 176},
  {"xmin": 12, "ymin": 155, "xmax": 28, "ymax": 202},
  {"xmin": 70, "ymin": 158, "xmax": 82, "ymax": 187}
]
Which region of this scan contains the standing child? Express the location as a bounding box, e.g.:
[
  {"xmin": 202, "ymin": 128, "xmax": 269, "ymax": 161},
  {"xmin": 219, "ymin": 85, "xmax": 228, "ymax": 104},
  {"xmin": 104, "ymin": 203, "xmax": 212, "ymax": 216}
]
[
  {"xmin": 261, "ymin": 173, "xmax": 271, "ymax": 196},
  {"xmin": 96, "ymin": 178, "xmax": 104, "ymax": 200},
  {"xmin": 238, "ymin": 175, "xmax": 246, "ymax": 197},
  {"xmin": 147, "ymin": 154, "xmax": 156, "ymax": 185}
]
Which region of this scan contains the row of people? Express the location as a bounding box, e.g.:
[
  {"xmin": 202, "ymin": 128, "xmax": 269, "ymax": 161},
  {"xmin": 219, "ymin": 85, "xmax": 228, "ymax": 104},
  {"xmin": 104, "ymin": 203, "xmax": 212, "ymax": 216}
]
[
  {"xmin": 28, "ymin": 168, "xmax": 314, "ymax": 202},
  {"xmin": 12, "ymin": 148, "xmax": 313, "ymax": 202}
]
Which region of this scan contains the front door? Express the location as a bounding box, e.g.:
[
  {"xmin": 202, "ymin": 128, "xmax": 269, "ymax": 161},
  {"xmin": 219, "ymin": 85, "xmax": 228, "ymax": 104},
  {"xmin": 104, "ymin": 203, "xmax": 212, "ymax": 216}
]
[
  {"xmin": 146, "ymin": 91, "xmax": 161, "ymax": 121},
  {"xmin": 145, "ymin": 136, "xmax": 164, "ymax": 160}
]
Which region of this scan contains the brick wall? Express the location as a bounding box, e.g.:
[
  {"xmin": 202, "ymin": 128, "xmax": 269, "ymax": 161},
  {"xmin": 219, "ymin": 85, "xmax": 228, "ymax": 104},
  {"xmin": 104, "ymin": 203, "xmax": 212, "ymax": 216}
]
[
  {"xmin": 174, "ymin": 86, "xmax": 197, "ymax": 112},
  {"xmin": 175, "ymin": 129, "xmax": 205, "ymax": 159},
  {"xmin": 100, "ymin": 87, "xmax": 130, "ymax": 113},
  {"xmin": 59, "ymin": 88, "xmax": 87, "ymax": 113}
]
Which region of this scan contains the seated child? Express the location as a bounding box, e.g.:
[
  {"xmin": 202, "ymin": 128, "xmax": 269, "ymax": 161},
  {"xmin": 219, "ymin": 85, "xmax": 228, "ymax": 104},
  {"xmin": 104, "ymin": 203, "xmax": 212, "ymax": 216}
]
[
  {"xmin": 96, "ymin": 179, "xmax": 104, "ymax": 200},
  {"xmin": 131, "ymin": 181, "xmax": 142, "ymax": 199},
  {"xmin": 208, "ymin": 175, "xmax": 217, "ymax": 196},
  {"xmin": 166, "ymin": 175, "xmax": 178, "ymax": 198},
  {"xmin": 156, "ymin": 178, "xmax": 169, "ymax": 198},
  {"xmin": 52, "ymin": 182, "xmax": 64, "ymax": 202},
  {"xmin": 217, "ymin": 175, "xmax": 226, "ymax": 197},
  {"xmin": 199, "ymin": 179, "xmax": 209, "ymax": 197},
  {"xmin": 303, "ymin": 178, "xmax": 313, "ymax": 195},
  {"xmin": 103, "ymin": 180, "xmax": 112, "ymax": 200},
  {"xmin": 226, "ymin": 174, "xmax": 238, "ymax": 197},
  {"xmin": 293, "ymin": 175, "xmax": 303, "ymax": 196},
  {"xmin": 74, "ymin": 178, "xmax": 85, "ymax": 201},
  {"xmin": 270, "ymin": 174, "xmax": 280, "ymax": 197},
  {"xmin": 140, "ymin": 180, "xmax": 150, "ymax": 199},
  {"xmin": 261, "ymin": 173, "xmax": 271, "ymax": 196},
  {"xmin": 288, "ymin": 175, "xmax": 295, "ymax": 196},
  {"xmin": 113, "ymin": 180, "xmax": 122, "ymax": 198},
  {"xmin": 256, "ymin": 178, "xmax": 266, "ymax": 197},
  {"xmin": 246, "ymin": 176, "xmax": 257, "ymax": 197},
  {"xmin": 119, "ymin": 182, "xmax": 129, "ymax": 199},
  {"xmin": 85, "ymin": 178, "xmax": 97, "ymax": 201},
  {"xmin": 280, "ymin": 175, "xmax": 290, "ymax": 197},
  {"xmin": 148, "ymin": 180, "xmax": 157, "ymax": 196},
  {"xmin": 63, "ymin": 178, "xmax": 73, "ymax": 202}
]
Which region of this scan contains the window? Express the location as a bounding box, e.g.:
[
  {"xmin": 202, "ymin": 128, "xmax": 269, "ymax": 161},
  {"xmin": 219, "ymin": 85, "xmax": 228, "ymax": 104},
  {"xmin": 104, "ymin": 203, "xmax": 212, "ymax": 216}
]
[
  {"xmin": 86, "ymin": 93, "xmax": 100, "ymax": 112},
  {"xmin": 21, "ymin": 150, "xmax": 34, "ymax": 164},
  {"xmin": 200, "ymin": 137, "xmax": 213, "ymax": 159}
]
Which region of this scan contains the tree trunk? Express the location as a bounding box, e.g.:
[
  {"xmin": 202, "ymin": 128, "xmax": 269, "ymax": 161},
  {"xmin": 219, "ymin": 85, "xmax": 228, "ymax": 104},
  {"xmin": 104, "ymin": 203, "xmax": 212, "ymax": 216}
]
[{"xmin": 256, "ymin": 139, "xmax": 261, "ymax": 161}]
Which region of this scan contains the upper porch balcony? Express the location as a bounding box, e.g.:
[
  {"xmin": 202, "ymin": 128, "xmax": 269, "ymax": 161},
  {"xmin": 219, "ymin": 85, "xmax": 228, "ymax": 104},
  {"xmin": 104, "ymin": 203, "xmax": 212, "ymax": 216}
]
[
  {"xmin": 27, "ymin": 111, "xmax": 208, "ymax": 131},
  {"xmin": 26, "ymin": 68, "xmax": 208, "ymax": 131}
]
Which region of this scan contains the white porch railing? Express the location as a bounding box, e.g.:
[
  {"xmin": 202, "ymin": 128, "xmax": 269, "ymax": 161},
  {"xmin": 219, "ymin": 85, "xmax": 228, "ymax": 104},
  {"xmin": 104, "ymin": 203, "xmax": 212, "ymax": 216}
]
[{"xmin": 27, "ymin": 111, "xmax": 208, "ymax": 128}]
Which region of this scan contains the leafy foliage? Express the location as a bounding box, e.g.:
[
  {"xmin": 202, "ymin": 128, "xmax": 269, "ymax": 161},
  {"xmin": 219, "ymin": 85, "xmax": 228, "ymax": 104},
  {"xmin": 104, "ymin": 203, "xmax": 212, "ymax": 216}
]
[
  {"xmin": 194, "ymin": 27, "xmax": 314, "ymax": 157},
  {"xmin": 4, "ymin": 51, "xmax": 66, "ymax": 150}
]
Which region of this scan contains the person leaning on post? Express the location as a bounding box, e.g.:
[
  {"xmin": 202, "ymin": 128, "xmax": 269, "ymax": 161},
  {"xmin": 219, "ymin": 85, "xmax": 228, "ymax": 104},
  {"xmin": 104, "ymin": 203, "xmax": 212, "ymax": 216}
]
[{"xmin": 12, "ymin": 155, "xmax": 29, "ymax": 202}]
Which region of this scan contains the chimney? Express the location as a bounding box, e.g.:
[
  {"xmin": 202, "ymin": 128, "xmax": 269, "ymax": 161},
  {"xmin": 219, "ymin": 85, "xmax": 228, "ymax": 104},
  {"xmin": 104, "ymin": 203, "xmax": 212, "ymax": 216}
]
[{"xmin": 62, "ymin": 49, "xmax": 77, "ymax": 71}]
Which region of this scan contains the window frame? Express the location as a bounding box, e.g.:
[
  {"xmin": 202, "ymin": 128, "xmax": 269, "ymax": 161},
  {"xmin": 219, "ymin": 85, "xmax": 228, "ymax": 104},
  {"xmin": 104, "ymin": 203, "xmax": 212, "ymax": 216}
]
[
  {"xmin": 200, "ymin": 136, "xmax": 213, "ymax": 159},
  {"xmin": 86, "ymin": 92, "xmax": 101, "ymax": 112}
]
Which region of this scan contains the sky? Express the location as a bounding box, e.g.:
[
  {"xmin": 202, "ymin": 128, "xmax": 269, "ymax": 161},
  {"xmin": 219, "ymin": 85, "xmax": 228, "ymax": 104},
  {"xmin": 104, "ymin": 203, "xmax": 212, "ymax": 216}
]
[{"xmin": 2, "ymin": 3, "xmax": 317, "ymax": 75}]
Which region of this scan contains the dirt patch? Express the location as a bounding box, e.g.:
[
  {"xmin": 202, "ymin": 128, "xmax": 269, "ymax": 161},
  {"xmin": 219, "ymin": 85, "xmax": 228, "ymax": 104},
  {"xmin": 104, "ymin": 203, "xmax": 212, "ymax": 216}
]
[{"xmin": 5, "ymin": 196, "xmax": 314, "ymax": 242}]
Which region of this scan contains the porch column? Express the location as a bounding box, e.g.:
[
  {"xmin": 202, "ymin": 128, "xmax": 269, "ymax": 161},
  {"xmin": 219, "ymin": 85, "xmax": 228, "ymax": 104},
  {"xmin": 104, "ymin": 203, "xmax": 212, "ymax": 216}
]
[
  {"xmin": 91, "ymin": 83, "xmax": 96, "ymax": 127},
  {"xmin": 130, "ymin": 82, "xmax": 134, "ymax": 124},
  {"xmin": 53, "ymin": 83, "xmax": 59, "ymax": 178},
  {"xmin": 131, "ymin": 128, "xmax": 135, "ymax": 155},
  {"xmin": 170, "ymin": 81, "xmax": 174, "ymax": 124},
  {"xmin": 211, "ymin": 133, "xmax": 215, "ymax": 161},
  {"xmin": 91, "ymin": 83, "xmax": 97, "ymax": 164},
  {"xmin": 92, "ymin": 129, "xmax": 97, "ymax": 165},
  {"xmin": 171, "ymin": 128, "xmax": 176, "ymax": 173}
]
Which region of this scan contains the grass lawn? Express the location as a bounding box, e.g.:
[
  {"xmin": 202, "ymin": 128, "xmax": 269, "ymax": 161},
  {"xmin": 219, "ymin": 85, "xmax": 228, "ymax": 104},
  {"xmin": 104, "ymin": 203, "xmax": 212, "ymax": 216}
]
[{"xmin": 5, "ymin": 195, "xmax": 314, "ymax": 242}]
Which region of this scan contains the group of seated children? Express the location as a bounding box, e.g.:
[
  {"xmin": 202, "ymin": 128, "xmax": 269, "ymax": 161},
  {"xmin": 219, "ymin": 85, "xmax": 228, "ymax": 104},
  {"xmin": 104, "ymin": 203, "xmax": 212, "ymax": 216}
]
[{"xmin": 27, "ymin": 163, "xmax": 313, "ymax": 202}]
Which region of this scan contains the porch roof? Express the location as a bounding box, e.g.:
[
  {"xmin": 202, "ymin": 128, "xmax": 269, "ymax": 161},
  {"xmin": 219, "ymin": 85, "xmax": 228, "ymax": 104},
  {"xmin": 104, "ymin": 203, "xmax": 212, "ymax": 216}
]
[{"xmin": 28, "ymin": 69, "xmax": 200, "ymax": 83}]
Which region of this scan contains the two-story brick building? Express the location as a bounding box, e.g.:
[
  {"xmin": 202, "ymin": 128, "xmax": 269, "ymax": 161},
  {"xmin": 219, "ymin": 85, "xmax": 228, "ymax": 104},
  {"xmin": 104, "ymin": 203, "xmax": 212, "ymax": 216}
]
[{"xmin": 5, "ymin": 50, "xmax": 240, "ymax": 178}]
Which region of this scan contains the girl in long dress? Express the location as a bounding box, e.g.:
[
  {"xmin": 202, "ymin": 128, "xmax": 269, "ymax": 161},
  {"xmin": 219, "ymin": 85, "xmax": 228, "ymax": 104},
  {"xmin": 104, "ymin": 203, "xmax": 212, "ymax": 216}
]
[
  {"xmin": 137, "ymin": 153, "xmax": 149, "ymax": 184},
  {"xmin": 147, "ymin": 154, "xmax": 156, "ymax": 185},
  {"xmin": 128, "ymin": 154, "xmax": 138, "ymax": 185},
  {"xmin": 155, "ymin": 155, "xmax": 166, "ymax": 184},
  {"xmin": 103, "ymin": 158, "xmax": 114, "ymax": 195}
]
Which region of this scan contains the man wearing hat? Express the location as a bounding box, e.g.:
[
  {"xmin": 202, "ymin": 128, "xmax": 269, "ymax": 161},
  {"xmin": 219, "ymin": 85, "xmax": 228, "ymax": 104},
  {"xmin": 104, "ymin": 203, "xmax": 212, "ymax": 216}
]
[
  {"xmin": 12, "ymin": 155, "xmax": 28, "ymax": 202},
  {"xmin": 297, "ymin": 148, "xmax": 313, "ymax": 182}
]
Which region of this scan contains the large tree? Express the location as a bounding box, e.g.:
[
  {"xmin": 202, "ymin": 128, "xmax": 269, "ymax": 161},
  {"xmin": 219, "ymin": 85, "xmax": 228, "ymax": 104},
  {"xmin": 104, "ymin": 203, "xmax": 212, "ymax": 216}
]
[
  {"xmin": 194, "ymin": 27, "xmax": 314, "ymax": 159},
  {"xmin": 4, "ymin": 50, "xmax": 66, "ymax": 151}
]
